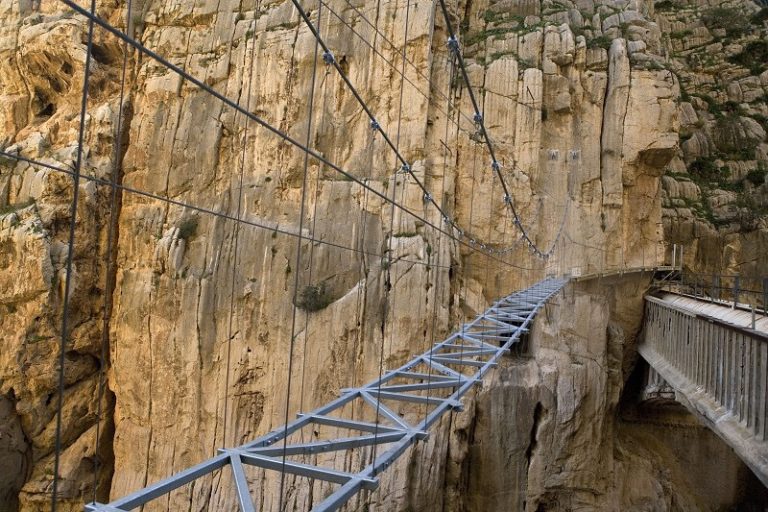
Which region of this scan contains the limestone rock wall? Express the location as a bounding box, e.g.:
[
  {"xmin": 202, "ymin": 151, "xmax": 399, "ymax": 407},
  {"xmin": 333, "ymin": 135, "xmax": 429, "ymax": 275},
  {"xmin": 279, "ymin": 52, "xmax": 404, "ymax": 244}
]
[
  {"xmin": 654, "ymin": 0, "xmax": 768, "ymax": 277},
  {"xmin": 0, "ymin": 0, "xmax": 700, "ymax": 510}
]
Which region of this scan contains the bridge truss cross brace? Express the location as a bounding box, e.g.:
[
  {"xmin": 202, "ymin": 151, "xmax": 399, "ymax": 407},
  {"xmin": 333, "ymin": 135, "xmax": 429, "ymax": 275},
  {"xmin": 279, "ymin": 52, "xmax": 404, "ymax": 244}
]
[{"xmin": 86, "ymin": 278, "xmax": 566, "ymax": 512}]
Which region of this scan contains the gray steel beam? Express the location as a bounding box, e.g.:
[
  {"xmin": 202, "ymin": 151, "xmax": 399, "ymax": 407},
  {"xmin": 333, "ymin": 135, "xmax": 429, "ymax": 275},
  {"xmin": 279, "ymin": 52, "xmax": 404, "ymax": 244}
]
[
  {"xmin": 233, "ymin": 451, "xmax": 379, "ymax": 489},
  {"xmin": 230, "ymin": 453, "xmax": 256, "ymax": 512},
  {"xmin": 90, "ymin": 453, "xmax": 231, "ymax": 510},
  {"xmin": 297, "ymin": 414, "xmax": 404, "ymax": 434},
  {"xmin": 246, "ymin": 431, "xmax": 406, "ymax": 456}
]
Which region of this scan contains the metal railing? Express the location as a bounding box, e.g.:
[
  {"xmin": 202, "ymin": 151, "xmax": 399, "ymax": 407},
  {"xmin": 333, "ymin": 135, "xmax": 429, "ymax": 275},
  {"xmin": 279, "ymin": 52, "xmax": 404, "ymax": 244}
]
[
  {"xmin": 641, "ymin": 296, "xmax": 768, "ymax": 443},
  {"xmin": 661, "ymin": 272, "xmax": 768, "ymax": 315},
  {"xmin": 566, "ymin": 243, "xmax": 683, "ymax": 280}
]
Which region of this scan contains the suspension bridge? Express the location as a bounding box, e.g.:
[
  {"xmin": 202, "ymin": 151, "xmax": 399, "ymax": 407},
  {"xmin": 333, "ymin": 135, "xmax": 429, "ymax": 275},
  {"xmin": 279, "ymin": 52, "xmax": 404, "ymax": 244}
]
[{"xmin": 1, "ymin": 0, "xmax": 766, "ymax": 510}]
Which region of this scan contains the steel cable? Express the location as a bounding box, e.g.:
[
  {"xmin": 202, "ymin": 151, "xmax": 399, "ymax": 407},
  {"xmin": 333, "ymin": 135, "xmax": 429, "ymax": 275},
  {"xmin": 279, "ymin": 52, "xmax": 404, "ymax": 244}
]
[
  {"xmin": 278, "ymin": 0, "xmax": 324, "ymax": 506},
  {"xmin": 59, "ymin": 0, "xmax": 543, "ymax": 270},
  {"xmin": 52, "ymin": 1, "xmax": 96, "ymax": 509},
  {"xmin": 91, "ymin": 0, "xmax": 132, "ymax": 503}
]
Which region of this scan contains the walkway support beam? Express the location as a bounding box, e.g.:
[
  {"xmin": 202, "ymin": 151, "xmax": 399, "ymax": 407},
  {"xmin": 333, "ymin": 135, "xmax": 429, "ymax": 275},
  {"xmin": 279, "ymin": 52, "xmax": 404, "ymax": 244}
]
[{"xmin": 639, "ymin": 296, "xmax": 768, "ymax": 487}]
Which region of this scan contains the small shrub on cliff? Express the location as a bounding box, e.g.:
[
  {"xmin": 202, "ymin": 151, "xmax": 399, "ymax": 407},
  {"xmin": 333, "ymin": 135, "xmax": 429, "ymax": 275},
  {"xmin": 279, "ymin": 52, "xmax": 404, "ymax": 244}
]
[
  {"xmin": 702, "ymin": 6, "xmax": 750, "ymax": 38},
  {"xmin": 176, "ymin": 217, "xmax": 199, "ymax": 241},
  {"xmin": 0, "ymin": 199, "xmax": 35, "ymax": 216},
  {"xmin": 729, "ymin": 41, "xmax": 768, "ymax": 75},
  {"xmin": 588, "ymin": 35, "xmax": 612, "ymax": 50},
  {"xmin": 689, "ymin": 158, "xmax": 724, "ymax": 183},
  {"xmin": 296, "ymin": 282, "xmax": 333, "ymax": 312},
  {"xmin": 655, "ymin": 0, "xmax": 677, "ymax": 11},
  {"xmin": 746, "ymin": 167, "xmax": 767, "ymax": 186},
  {"xmin": 751, "ymin": 7, "xmax": 768, "ymax": 25}
]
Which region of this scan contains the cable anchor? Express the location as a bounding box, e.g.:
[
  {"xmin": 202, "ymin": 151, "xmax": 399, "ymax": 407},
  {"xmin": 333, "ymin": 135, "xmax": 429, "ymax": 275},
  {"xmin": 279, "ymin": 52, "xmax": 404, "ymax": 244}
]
[
  {"xmin": 423, "ymin": 192, "xmax": 433, "ymax": 203},
  {"xmin": 447, "ymin": 36, "xmax": 460, "ymax": 54},
  {"xmin": 322, "ymin": 50, "xmax": 335, "ymax": 65},
  {"xmin": 370, "ymin": 119, "xmax": 380, "ymax": 131},
  {"xmin": 491, "ymin": 161, "xmax": 501, "ymax": 173}
]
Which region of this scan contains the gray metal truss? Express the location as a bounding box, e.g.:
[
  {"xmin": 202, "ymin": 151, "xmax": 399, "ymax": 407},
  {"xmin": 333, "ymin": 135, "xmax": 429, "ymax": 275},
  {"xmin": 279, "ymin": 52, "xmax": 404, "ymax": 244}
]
[{"xmin": 85, "ymin": 278, "xmax": 566, "ymax": 512}]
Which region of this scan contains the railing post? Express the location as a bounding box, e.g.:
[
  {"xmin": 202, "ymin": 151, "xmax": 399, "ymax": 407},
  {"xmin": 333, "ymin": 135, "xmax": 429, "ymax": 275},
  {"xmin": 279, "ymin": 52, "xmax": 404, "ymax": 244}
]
[
  {"xmin": 680, "ymin": 245, "xmax": 684, "ymax": 270},
  {"xmin": 763, "ymin": 277, "xmax": 767, "ymax": 316},
  {"xmin": 734, "ymin": 276, "xmax": 740, "ymax": 308}
]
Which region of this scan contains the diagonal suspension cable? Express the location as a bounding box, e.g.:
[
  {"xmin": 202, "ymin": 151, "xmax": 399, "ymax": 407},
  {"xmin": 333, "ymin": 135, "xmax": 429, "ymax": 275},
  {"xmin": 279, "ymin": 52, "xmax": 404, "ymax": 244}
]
[
  {"xmin": 91, "ymin": 0, "xmax": 132, "ymax": 502},
  {"xmin": 319, "ymin": 0, "xmax": 566, "ymax": 261},
  {"xmin": 434, "ymin": 0, "xmax": 569, "ymax": 259},
  {"xmin": 58, "ymin": 0, "xmax": 527, "ymax": 270},
  {"xmin": 0, "ymin": 150, "xmax": 471, "ymax": 272},
  {"xmin": 53, "ymin": 0, "xmax": 96, "ymax": 510},
  {"xmin": 282, "ymin": 0, "xmax": 543, "ymax": 260}
]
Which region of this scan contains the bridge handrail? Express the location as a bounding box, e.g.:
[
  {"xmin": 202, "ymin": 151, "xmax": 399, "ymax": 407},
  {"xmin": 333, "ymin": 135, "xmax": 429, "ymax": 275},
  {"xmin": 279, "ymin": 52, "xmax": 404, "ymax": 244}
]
[
  {"xmin": 640, "ymin": 297, "xmax": 768, "ymax": 482},
  {"xmin": 661, "ymin": 272, "xmax": 768, "ymax": 314},
  {"xmin": 645, "ymin": 295, "xmax": 768, "ymax": 342}
]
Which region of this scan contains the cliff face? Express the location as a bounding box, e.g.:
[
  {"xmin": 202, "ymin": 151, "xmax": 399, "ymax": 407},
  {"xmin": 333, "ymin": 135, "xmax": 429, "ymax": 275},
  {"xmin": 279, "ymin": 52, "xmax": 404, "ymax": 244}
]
[
  {"xmin": 0, "ymin": 0, "xmax": 761, "ymax": 510},
  {"xmin": 655, "ymin": 0, "xmax": 768, "ymax": 276}
]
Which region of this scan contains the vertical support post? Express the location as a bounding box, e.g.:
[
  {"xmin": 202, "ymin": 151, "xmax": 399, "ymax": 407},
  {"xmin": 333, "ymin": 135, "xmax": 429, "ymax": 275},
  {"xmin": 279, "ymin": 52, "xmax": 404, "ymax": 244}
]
[
  {"xmin": 672, "ymin": 244, "xmax": 677, "ymax": 269},
  {"xmin": 680, "ymin": 245, "xmax": 684, "ymax": 271},
  {"xmin": 734, "ymin": 276, "xmax": 741, "ymax": 308},
  {"xmin": 763, "ymin": 277, "xmax": 767, "ymax": 316},
  {"xmin": 713, "ymin": 275, "xmax": 720, "ymax": 302}
]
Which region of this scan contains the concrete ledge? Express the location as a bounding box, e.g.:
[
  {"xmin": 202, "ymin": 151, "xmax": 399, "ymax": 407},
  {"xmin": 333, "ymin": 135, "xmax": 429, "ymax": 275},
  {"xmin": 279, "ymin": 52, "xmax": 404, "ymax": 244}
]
[{"xmin": 639, "ymin": 342, "xmax": 768, "ymax": 488}]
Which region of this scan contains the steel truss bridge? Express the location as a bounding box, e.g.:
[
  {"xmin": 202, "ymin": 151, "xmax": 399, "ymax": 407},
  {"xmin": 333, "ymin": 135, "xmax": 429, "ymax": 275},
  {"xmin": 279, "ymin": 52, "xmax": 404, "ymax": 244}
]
[{"xmin": 86, "ymin": 279, "xmax": 567, "ymax": 511}]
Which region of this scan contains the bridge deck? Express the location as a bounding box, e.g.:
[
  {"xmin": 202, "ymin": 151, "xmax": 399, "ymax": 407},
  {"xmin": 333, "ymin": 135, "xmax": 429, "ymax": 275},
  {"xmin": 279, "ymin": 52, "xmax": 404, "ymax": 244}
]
[
  {"xmin": 655, "ymin": 292, "xmax": 768, "ymax": 332},
  {"xmin": 640, "ymin": 293, "xmax": 768, "ymax": 487}
]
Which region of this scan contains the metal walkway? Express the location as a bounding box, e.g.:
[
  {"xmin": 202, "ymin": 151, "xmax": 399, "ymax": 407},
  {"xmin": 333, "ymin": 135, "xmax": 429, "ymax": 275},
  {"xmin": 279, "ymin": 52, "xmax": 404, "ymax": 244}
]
[
  {"xmin": 639, "ymin": 292, "xmax": 768, "ymax": 487},
  {"xmin": 86, "ymin": 278, "xmax": 566, "ymax": 511}
]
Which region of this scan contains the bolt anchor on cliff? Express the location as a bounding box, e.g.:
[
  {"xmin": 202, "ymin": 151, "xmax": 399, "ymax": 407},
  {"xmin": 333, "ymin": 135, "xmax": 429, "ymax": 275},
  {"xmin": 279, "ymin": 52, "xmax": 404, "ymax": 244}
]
[{"xmin": 446, "ymin": 35, "xmax": 460, "ymax": 54}]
